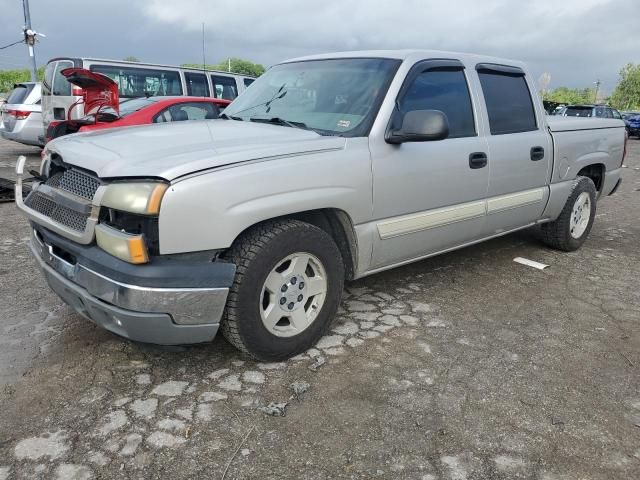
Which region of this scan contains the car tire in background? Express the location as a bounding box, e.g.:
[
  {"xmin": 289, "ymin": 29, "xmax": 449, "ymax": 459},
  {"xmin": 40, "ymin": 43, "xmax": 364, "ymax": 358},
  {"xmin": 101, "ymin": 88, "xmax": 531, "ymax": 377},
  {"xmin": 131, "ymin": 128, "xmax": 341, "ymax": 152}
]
[
  {"xmin": 540, "ymin": 176, "xmax": 597, "ymax": 252},
  {"xmin": 220, "ymin": 219, "xmax": 345, "ymax": 361}
]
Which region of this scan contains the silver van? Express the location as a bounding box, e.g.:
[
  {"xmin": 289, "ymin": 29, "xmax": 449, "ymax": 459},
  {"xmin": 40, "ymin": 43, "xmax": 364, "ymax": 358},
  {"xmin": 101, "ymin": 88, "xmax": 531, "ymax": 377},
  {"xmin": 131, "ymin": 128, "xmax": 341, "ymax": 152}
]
[{"xmin": 0, "ymin": 82, "xmax": 44, "ymax": 147}]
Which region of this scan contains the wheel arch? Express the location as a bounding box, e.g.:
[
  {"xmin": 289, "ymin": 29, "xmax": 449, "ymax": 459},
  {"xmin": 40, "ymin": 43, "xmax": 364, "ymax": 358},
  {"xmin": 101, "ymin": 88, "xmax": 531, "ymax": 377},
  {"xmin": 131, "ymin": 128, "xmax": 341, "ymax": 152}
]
[
  {"xmin": 228, "ymin": 208, "xmax": 359, "ymax": 281},
  {"xmin": 576, "ymin": 163, "xmax": 605, "ymax": 193}
]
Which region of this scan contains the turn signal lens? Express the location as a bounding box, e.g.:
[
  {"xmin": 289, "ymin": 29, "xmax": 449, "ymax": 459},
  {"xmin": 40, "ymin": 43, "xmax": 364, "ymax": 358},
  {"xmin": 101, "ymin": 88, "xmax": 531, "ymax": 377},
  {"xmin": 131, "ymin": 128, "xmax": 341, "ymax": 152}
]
[{"xmin": 95, "ymin": 224, "xmax": 149, "ymax": 264}]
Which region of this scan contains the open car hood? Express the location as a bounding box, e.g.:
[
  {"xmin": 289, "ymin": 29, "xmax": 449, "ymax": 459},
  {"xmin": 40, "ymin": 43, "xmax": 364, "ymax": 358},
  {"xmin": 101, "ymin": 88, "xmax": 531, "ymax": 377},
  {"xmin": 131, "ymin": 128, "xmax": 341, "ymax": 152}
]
[{"xmin": 61, "ymin": 68, "xmax": 119, "ymax": 117}]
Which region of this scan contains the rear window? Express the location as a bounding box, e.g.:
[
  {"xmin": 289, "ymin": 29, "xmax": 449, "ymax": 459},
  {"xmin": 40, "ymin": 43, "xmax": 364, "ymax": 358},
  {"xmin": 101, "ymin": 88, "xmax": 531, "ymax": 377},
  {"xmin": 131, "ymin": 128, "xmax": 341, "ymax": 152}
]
[
  {"xmin": 90, "ymin": 65, "xmax": 183, "ymax": 98},
  {"xmin": 117, "ymin": 97, "xmax": 161, "ymax": 117},
  {"xmin": 564, "ymin": 107, "xmax": 593, "ymax": 117},
  {"xmin": 6, "ymin": 84, "xmax": 33, "ymax": 104},
  {"xmin": 478, "ymin": 70, "xmax": 537, "ymax": 135}
]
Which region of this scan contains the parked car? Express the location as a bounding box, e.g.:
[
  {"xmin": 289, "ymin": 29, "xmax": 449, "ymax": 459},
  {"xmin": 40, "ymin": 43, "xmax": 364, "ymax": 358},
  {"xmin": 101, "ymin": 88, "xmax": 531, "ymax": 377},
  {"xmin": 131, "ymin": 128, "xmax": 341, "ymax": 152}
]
[
  {"xmin": 15, "ymin": 50, "xmax": 626, "ymax": 360},
  {"xmin": 46, "ymin": 68, "xmax": 230, "ymax": 142},
  {"xmin": 42, "ymin": 57, "xmax": 254, "ymax": 133},
  {"xmin": 0, "ymin": 82, "xmax": 44, "ymax": 147},
  {"xmin": 625, "ymin": 113, "xmax": 640, "ymax": 138}
]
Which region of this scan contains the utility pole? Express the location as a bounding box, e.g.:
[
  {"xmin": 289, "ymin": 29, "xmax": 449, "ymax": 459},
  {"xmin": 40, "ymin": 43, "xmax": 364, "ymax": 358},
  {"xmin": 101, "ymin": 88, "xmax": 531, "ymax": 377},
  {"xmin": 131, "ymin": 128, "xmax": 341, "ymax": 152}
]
[
  {"xmin": 593, "ymin": 80, "xmax": 601, "ymax": 104},
  {"xmin": 22, "ymin": 0, "xmax": 38, "ymax": 81}
]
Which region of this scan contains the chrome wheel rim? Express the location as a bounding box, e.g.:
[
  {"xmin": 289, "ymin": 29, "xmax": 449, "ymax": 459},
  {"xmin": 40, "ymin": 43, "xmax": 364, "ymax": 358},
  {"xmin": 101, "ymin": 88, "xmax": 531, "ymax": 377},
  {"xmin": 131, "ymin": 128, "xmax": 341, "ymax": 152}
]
[
  {"xmin": 259, "ymin": 252, "xmax": 327, "ymax": 338},
  {"xmin": 570, "ymin": 192, "xmax": 591, "ymax": 239}
]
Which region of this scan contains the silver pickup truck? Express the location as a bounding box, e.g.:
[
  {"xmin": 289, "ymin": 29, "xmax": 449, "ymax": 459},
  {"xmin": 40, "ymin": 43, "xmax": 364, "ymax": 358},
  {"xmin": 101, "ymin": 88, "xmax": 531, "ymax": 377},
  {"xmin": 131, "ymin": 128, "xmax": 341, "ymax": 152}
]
[{"xmin": 16, "ymin": 50, "xmax": 627, "ymax": 360}]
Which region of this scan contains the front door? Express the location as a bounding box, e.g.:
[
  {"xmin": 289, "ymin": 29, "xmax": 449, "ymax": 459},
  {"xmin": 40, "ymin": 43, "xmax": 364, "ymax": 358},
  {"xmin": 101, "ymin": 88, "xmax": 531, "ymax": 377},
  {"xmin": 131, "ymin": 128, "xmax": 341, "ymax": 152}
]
[
  {"xmin": 475, "ymin": 64, "xmax": 552, "ymax": 235},
  {"xmin": 369, "ymin": 60, "xmax": 490, "ymax": 268}
]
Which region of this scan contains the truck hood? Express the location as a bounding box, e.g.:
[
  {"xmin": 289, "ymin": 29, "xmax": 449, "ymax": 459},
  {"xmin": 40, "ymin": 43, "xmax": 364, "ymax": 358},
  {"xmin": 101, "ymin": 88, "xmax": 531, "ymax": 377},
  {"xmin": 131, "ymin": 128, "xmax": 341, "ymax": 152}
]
[{"xmin": 46, "ymin": 120, "xmax": 346, "ymax": 180}]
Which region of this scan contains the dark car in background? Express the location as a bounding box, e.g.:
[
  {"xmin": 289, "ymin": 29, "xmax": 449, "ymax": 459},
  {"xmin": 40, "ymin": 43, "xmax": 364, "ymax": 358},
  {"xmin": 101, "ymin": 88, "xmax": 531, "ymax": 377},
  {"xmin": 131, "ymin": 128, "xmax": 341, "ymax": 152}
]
[{"xmin": 624, "ymin": 113, "xmax": 640, "ymax": 138}]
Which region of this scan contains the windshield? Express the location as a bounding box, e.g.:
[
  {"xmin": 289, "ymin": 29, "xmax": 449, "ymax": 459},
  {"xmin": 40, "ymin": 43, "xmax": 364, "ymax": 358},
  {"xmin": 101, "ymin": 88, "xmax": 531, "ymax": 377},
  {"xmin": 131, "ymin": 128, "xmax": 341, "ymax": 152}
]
[{"xmin": 223, "ymin": 58, "xmax": 401, "ymax": 136}]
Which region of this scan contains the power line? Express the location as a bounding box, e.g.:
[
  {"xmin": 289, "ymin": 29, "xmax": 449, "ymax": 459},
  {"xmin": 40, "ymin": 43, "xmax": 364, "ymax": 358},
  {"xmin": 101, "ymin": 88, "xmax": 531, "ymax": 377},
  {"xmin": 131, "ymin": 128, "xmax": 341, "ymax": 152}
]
[{"xmin": 0, "ymin": 39, "xmax": 24, "ymax": 50}]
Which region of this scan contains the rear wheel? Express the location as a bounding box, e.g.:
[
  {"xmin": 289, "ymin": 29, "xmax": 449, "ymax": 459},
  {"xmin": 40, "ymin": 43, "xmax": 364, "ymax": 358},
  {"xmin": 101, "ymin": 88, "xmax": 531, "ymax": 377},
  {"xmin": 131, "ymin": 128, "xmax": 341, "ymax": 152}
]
[
  {"xmin": 540, "ymin": 176, "xmax": 597, "ymax": 251},
  {"xmin": 220, "ymin": 219, "xmax": 344, "ymax": 360}
]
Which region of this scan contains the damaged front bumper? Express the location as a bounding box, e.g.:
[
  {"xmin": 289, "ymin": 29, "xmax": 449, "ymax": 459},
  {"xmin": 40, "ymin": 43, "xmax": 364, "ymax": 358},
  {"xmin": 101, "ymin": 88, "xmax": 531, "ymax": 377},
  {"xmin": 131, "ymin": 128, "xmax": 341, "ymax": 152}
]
[{"xmin": 29, "ymin": 227, "xmax": 235, "ymax": 345}]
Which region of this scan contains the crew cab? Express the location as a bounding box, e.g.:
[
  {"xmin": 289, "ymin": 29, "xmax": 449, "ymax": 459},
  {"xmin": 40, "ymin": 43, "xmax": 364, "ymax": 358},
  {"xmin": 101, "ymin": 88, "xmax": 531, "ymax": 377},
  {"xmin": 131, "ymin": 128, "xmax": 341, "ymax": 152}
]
[{"xmin": 15, "ymin": 50, "xmax": 626, "ymax": 360}]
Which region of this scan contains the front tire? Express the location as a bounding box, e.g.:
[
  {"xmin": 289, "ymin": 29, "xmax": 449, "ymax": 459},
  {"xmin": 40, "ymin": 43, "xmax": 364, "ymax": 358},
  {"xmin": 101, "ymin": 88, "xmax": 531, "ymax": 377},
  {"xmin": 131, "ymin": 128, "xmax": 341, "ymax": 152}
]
[
  {"xmin": 220, "ymin": 219, "xmax": 345, "ymax": 360},
  {"xmin": 540, "ymin": 176, "xmax": 597, "ymax": 251}
]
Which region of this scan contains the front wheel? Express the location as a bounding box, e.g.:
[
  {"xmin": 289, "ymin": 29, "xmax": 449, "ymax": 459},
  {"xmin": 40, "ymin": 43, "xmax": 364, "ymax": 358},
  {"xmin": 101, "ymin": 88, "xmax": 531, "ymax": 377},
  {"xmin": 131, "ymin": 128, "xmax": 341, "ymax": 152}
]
[
  {"xmin": 220, "ymin": 219, "xmax": 345, "ymax": 360},
  {"xmin": 540, "ymin": 176, "xmax": 597, "ymax": 251}
]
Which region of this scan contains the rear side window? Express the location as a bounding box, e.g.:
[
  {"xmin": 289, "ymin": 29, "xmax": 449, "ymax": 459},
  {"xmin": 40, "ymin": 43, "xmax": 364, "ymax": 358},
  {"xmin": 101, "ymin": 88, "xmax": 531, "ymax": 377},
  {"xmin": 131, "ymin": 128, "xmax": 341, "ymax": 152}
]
[
  {"xmin": 612, "ymin": 109, "xmax": 622, "ymax": 119},
  {"xmin": 185, "ymin": 72, "xmax": 210, "ymax": 97},
  {"xmin": 478, "ymin": 70, "xmax": 537, "ymax": 135},
  {"xmin": 154, "ymin": 102, "xmax": 219, "ymax": 123},
  {"xmin": 399, "ymin": 68, "xmax": 476, "ymax": 138},
  {"xmin": 6, "ymin": 84, "xmax": 33, "ymax": 104},
  {"xmin": 90, "ymin": 65, "xmax": 183, "ymax": 98},
  {"xmin": 243, "ymin": 78, "xmax": 254, "ymax": 88},
  {"xmin": 211, "ymin": 75, "xmax": 238, "ymax": 100}
]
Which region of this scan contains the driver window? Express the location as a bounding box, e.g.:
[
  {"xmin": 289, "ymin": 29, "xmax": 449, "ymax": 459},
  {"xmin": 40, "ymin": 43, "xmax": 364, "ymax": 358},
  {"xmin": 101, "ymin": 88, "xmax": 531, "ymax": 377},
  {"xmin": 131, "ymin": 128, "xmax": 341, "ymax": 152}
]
[{"xmin": 399, "ymin": 69, "xmax": 476, "ymax": 138}]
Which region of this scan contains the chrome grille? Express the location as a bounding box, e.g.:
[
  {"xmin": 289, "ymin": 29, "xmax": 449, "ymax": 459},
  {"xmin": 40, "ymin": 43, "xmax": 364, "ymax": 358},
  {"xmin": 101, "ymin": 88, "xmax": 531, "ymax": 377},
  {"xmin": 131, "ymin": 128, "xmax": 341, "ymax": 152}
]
[
  {"xmin": 25, "ymin": 191, "xmax": 89, "ymax": 232},
  {"xmin": 46, "ymin": 168, "xmax": 100, "ymax": 200}
]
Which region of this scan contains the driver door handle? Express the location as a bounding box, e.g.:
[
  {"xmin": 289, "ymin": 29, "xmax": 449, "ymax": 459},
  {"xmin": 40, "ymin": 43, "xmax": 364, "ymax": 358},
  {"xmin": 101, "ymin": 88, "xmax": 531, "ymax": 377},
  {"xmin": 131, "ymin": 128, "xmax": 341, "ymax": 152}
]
[
  {"xmin": 469, "ymin": 152, "xmax": 488, "ymax": 169},
  {"xmin": 531, "ymin": 146, "xmax": 545, "ymax": 161}
]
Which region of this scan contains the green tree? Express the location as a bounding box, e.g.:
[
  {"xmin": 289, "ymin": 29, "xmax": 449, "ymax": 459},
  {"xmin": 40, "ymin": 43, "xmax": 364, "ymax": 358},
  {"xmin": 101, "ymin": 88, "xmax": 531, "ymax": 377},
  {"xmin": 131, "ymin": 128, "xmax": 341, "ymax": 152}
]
[
  {"xmin": 182, "ymin": 58, "xmax": 265, "ymax": 77},
  {"xmin": 542, "ymin": 86, "xmax": 596, "ymax": 104},
  {"xmin": 609, "ymin": 63, "xmax": 640, "ymax": 111},
  {"xmin": 123, "ymin": 56, "xmax": 140, "ymax": 62},
  {"xmin": 0, "ymin": 67, "xmax": 45, "ymax": 94}
]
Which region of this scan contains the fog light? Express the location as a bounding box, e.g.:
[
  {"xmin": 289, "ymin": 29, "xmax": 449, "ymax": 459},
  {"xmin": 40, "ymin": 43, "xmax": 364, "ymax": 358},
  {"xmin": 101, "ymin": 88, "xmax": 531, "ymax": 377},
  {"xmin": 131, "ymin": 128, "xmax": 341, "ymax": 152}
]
[{"xmin": 95, "ymin": 224, "xmax": 149, "ymax": 264}]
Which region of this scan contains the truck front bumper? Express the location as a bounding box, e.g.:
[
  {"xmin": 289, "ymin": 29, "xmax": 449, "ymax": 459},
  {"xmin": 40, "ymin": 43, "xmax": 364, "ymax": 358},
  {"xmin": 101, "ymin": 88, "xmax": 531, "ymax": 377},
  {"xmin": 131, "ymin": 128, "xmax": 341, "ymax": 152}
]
[{"xmin": 30, "ymin": 228, "xmax": 235, "ymax": 345}]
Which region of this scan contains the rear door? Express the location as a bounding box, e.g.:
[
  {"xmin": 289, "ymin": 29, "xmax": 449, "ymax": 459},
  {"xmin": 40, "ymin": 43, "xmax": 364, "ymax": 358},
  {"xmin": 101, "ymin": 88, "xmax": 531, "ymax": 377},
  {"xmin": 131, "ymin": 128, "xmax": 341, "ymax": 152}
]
[{"xmin": 475, "ymin": 64, "xmax": 552, "ymax": 234}]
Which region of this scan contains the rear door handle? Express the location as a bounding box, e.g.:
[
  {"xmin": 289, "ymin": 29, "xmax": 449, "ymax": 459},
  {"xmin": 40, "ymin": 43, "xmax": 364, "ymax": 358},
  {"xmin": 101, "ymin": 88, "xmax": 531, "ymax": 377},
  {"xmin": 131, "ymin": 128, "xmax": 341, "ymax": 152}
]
[
  {"xmin": 530, "ymin": 146, "xmax": 545, "ymax": 161},
  {"xmin": 469, "ymin": 152, "xmax": 488, "ymax": 169}
]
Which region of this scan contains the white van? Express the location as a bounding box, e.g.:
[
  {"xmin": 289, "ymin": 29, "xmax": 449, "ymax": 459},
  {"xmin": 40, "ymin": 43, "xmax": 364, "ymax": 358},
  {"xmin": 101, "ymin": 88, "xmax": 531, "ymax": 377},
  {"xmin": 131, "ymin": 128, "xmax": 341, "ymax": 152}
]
[{"xmin": 42, "ymin": 57, "xmax": 255, "ymax": 131}]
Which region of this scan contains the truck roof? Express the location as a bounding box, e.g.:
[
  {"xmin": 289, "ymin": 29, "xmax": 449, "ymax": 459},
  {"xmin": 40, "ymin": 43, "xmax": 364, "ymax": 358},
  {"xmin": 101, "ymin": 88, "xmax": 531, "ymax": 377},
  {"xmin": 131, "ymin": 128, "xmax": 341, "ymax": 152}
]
[{"xmin": 283, "ymin": 49, "xmax": 526, "ymax": 69}]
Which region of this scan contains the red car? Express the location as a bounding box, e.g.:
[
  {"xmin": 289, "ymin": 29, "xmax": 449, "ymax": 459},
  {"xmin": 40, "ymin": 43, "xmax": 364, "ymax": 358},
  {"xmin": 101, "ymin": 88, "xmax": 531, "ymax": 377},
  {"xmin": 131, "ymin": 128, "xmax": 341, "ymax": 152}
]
[{"xmin": 46, "ymin": 68, "xmax": 230, "ymax": 142}]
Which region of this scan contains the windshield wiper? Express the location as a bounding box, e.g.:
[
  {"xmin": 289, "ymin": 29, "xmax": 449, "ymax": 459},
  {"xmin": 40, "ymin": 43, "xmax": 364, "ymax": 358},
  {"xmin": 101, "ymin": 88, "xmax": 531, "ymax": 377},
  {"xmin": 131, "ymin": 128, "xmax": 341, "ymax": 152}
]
[
  {"xmin": 227, "ymin": 83, "xmax": 288, "ymax": 117},
  {"xmin": 249, "ymin": 116, "xmax": 309, "ymax": 130},
  {"xmin": 218, "ymin": 113, "xmax": 243, "ymax": 121}
]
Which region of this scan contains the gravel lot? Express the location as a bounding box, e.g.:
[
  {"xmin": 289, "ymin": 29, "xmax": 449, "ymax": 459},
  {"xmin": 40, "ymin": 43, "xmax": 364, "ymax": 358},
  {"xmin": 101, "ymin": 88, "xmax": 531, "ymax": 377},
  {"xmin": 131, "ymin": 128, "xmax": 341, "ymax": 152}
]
[{"xmin": 0, "ymin": 137, "xmax": 638, "ymax": 480}]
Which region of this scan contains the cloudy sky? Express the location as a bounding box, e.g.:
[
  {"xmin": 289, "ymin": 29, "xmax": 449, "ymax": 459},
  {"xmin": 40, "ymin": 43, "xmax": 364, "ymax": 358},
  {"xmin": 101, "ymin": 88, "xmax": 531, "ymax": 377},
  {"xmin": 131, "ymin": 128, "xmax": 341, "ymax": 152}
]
[{"xmin": 0, "ymin": 0, "xmax": 637, "ymax": 93}]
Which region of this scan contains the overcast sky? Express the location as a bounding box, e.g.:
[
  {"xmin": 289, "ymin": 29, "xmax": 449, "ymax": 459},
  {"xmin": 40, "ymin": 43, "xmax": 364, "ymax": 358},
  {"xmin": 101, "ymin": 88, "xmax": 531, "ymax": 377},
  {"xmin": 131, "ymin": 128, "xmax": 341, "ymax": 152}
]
[{"xmin": 0, "ymin": 0, "xmax": 637, "ymax": 93}]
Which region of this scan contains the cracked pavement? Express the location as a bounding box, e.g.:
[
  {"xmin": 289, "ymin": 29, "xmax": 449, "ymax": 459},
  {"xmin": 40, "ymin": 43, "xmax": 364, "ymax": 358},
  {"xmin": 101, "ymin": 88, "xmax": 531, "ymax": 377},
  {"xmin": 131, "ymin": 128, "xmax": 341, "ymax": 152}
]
[{"xmin": 0, "ymin": 137, "xmax": 639, "ymax": 479}]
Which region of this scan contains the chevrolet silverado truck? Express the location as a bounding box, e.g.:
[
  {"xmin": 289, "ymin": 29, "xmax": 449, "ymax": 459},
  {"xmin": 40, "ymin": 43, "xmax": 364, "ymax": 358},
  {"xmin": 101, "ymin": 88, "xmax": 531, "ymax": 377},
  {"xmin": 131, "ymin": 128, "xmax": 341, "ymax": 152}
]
[{"xmin": 15, "ymin": 50, "xmax": 627, "ymax": 360}]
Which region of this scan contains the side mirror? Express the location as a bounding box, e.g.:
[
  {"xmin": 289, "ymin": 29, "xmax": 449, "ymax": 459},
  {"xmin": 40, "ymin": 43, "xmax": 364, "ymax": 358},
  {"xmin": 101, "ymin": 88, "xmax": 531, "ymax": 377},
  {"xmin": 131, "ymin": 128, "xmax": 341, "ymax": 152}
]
[{"xmin": 386, "ymin": 109, "xmax": 449, "ymax": 144}]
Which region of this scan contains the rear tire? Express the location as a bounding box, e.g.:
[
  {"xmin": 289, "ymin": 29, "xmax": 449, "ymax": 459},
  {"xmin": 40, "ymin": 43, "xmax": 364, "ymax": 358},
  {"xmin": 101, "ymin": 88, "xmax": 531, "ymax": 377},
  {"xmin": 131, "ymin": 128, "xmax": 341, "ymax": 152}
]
[
  {"xmin": 220, "ymin": 219, "xmax": 345, "ymax": 361},
  {"xmin": 540, "ymin": 176, "xmax": 597, "ymax": 251}
]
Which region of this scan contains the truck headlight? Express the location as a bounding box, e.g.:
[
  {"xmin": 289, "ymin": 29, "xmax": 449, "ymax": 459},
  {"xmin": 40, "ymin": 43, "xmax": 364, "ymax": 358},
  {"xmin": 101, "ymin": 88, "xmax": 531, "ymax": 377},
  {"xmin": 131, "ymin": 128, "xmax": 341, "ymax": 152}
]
[{"xmin": 101, "ymin": 182, "xmax": 168, "ymax": 215}]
